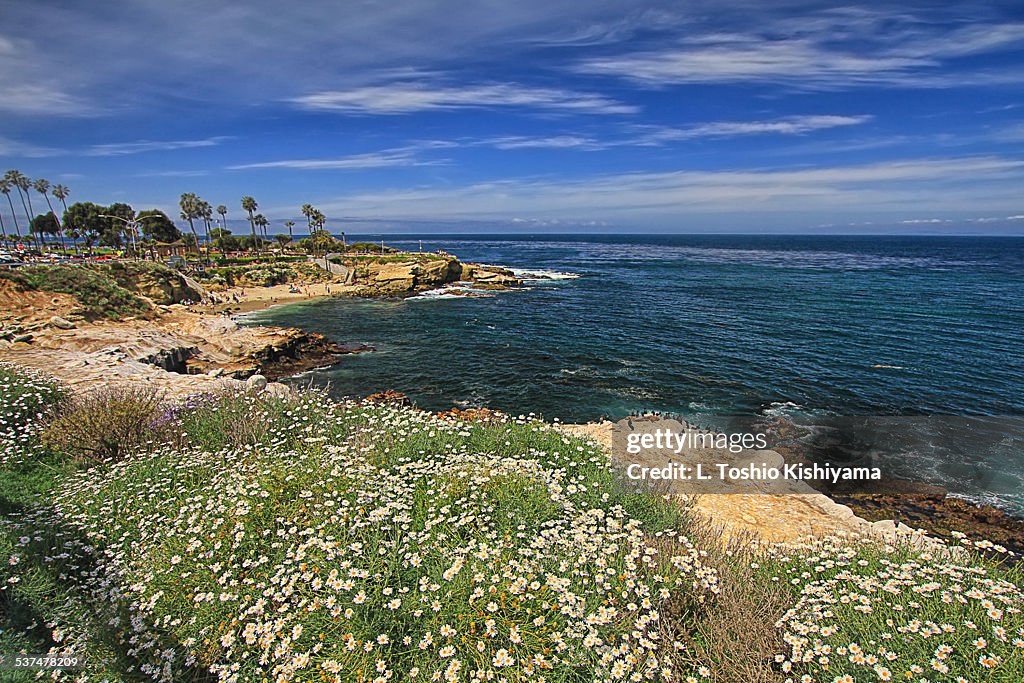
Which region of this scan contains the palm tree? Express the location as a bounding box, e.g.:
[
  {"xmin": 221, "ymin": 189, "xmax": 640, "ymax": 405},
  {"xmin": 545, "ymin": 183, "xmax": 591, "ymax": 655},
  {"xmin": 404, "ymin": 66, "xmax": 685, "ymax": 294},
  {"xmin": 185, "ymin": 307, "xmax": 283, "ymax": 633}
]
[
  {"xmin": 241, "ymin": 196, "xmax": 258, "ymax": 253},
  {"xmin": 6, "ymin": 171, "xmax": 35, "ymax": 248},
  {"xmin": 284, "ymin": 220, "xmax": 295, "ymax": 244},
  {"xmin": 253, "ymin": 213, "xmax": 267, "ymax": 244},
  {"xmin": 216, "ymin": 204, "xmax": 227, "ymax": 231},
  {"xmin": 52, "ymin": 184, "xmax": 72, "ymax": 252},
  {"xmin": 0, "ymin": 178, "xmax": 19, "ymax": 240},
  {"xmin": 199, "ymin": 199, "xmax": 214, "ymax": 265},
  {"xmin": 301, "ymin": 203, "xmax": 314, "ymax": 232},
  {"xmin": 179, "ymin": 193, "xmax": 202, "ymax": 260},
  {"xmin": 66, "ymin": 226, "xmax": 81, "ymax": 254},
  {"xmin": 34, "ymin": 179, "xmax": 67, "ymax": 254}
]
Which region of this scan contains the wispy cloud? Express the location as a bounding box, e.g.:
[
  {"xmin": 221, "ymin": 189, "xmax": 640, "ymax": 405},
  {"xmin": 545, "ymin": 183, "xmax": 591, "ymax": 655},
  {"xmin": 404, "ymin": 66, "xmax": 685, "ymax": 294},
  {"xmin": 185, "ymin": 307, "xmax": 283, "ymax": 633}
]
[
  {"xmin": 574, "ymin": 19, "xmax": 1024, "ymax": 90},
  {"xmin": 292, "ymin": 83, "xmax": 637, "ymax": 115},
  {"xmin": 315, "ymin": 156, "xmax": 1024, "ymax": 225},
  {"xmin": 0, "ymin": 135, "xmax": 63, "ymax": 158},
  {"xmin": 633, "ymin": 115, "xmax": 872, "ymax": 144},
  {"xmin": 87, "ymin": 136, "xmax": 232, "ymax": 156},
  {"xmin": 474, "ymin": 115, "xmax": 871, "ymax": 151},
  {"xmin": 483, "ymin": 135, "xmax": 607, "ymax": 150},
  {"xmin": 0, "ymin": 84, "xmax": 97, "ymax": 116},
  {"xmin": 226, "ymin": 147, "xmax": 447, "ymax": 171}
]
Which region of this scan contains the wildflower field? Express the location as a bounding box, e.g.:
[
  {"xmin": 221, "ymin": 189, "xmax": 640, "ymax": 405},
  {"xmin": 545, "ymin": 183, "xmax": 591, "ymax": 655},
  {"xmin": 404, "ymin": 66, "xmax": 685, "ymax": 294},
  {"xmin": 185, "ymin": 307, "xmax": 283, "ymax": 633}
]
[{"xmin": 1, "ymin": 363, "xmax": 1023, "ymax": 682}]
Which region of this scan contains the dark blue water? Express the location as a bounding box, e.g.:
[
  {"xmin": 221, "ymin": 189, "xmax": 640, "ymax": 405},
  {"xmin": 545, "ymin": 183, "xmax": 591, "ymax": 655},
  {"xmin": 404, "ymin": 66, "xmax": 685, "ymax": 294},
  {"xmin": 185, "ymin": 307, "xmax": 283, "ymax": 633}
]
[{"xmin": 247, "ymin": 235, "xmax": 1024, "ymax": 511}]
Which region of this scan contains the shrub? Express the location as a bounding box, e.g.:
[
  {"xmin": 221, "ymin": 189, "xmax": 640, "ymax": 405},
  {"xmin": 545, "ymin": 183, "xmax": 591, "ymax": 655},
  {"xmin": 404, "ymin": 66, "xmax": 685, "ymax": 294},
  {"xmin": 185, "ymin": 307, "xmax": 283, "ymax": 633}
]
[{"xmin": 43, "ymin": 385, "xmax": 166, "ymax": 463}]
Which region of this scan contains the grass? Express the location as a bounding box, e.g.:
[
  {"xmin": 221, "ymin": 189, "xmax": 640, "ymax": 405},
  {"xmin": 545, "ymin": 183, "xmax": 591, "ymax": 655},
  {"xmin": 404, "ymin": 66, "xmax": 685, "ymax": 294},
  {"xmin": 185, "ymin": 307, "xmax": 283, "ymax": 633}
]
[{"xmin": 1, "ymin": 362, "xmax": 1022, "ymax": 682}]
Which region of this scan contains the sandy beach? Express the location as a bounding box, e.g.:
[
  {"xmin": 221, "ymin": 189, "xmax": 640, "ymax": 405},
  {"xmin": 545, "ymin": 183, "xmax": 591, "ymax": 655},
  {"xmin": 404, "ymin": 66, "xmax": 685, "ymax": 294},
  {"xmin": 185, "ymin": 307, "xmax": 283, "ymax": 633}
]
[{"xmin": 203, "ymin": 281, "xmax": 357, "ymax": 314}]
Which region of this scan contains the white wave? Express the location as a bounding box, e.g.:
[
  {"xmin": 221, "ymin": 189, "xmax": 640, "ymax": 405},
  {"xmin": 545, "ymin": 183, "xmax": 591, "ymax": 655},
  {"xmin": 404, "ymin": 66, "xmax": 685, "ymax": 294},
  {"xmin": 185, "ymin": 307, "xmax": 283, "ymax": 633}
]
[
  {"xmin": 761, "ymin": 401, "xmax": 806, "ymax": 418},
  {"xmin": 509, "ymin": 268, "xmax": 581, "ymax": 281},
  {"xmin": 407, "ymin": 284, "xmax": 491, "ymax": 301}
]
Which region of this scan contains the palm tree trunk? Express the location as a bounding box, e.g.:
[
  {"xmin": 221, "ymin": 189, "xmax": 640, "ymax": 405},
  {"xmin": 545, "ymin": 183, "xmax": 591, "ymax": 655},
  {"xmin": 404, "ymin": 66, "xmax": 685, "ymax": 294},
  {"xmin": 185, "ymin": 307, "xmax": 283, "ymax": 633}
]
[
  {"xmin": 15, "ymin": 188, "xmax": 33, "ymax": 247},
  {"xmin": 4, "ymin": 194, "xmax": 21, "ymax": 239},
  {"xmin": 187, "ymin": 219, "xmax": 200, "ymax": 261},
  {"xmin": 42, "ymin": 195, "xmax": 66, "ymax": 254},
  {"xmin": 203, "ymin": 218, "xmax": 212, "ymax": 266}
]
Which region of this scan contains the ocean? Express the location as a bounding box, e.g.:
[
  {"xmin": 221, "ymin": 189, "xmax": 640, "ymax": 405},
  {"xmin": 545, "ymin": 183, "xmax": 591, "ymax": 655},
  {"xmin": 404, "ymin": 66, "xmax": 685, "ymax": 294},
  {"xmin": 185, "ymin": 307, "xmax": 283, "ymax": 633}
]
[{"xmin": 246, "ymin": 234, "xmax": 1024, "ymax": 512}]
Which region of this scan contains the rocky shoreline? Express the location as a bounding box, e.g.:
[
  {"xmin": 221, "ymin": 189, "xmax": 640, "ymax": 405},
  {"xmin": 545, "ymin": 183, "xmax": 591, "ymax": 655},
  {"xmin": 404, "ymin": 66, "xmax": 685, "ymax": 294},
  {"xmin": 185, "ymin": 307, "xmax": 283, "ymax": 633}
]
[
  {"xmin": 3, "ymin": 256, "xmax": 1022, "ymax": 548},
  {"xmin": 0, "ymin": 253, "xmax": 522, "ymax": 398}
]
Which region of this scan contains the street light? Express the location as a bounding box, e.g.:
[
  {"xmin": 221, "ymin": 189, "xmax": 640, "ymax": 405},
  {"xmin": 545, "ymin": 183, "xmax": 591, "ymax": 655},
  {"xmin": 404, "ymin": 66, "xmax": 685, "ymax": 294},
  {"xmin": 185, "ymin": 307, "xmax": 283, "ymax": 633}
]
[{"xmin": 99, "ymin": 213, "xmax": 163, "ymax": 259}]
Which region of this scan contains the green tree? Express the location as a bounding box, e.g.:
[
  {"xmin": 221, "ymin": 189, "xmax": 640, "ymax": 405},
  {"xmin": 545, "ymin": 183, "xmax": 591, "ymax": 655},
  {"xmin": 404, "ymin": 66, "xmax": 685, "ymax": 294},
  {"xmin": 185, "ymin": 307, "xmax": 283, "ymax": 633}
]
[
  {"xmin": 61, "ymin": 201, "xmax": 133, "ymax": 250},
  {"xmin": 0, "ymin": 177, "xmax": 16, "ymax": 240},
  {"xmin": 104, "ymin": 202, "xmax": 135, "ymax": 247},
  {"xmin": 6, "ymin": 171, "xmax": 37, "ymax": 248},
  {"xmin": 199, "ymin": 199, "xmax": 214, "ymax": 264},
  {"xmin": 33, "ymin": 178, "xmax": 66, "ymax": 254},
  {"xmin": 241, "ymin": 196, "xmax": 258, "ymax": 253},
  {"xmin": 52, "ymin": 184, "xmax": 71, "ymax": 250},
  {"xmin": 137, "ymin": 210, "xmax": 181, "ymax": 243},
  {"xmin": 178, "ymin": 193, "xmax": 203, "ymax": 258},
  {"xmin": 274, "ymin": 234, "xmax": 292, "ymax": 250},
  {"xmin": 216, "ymin": 204, "xmax": 227, "ymax": 230},
  {"xmin": 284, "ymin": 220, "xmax": 295, "ymax": 242},
  {"xmin": 301, "ymin": 203, "xmax": 314, "ymax": 231},
  {"xmin": 29, "ymin": 212, "xmax": 60, "ymax": 245}
]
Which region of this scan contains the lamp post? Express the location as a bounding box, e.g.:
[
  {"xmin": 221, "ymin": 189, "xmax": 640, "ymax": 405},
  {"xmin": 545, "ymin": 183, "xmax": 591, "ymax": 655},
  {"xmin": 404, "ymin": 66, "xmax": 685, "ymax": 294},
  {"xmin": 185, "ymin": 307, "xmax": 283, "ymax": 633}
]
[{"xmin": 99, "ymin": 214, "xmax": 163, "ymax": 260}]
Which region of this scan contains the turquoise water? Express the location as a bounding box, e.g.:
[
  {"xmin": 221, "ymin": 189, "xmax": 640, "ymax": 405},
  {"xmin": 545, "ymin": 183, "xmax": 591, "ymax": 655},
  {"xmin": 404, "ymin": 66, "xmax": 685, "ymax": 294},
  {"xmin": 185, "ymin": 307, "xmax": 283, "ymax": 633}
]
[{"xmin": 246, "ymin": 235, "xmax": 1024, "ymax": 511}]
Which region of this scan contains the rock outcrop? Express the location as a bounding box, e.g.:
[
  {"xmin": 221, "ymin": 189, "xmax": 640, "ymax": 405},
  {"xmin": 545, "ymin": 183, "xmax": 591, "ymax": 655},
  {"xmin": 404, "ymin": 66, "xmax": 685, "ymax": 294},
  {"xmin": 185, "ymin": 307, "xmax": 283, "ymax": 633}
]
[
  {"xmin": 355, "ymin": 257, "xmax": 522, "ymax": 296},
  {"xmin": 93, "ymin": 262, "xmax": 208, "ymax": 305}
]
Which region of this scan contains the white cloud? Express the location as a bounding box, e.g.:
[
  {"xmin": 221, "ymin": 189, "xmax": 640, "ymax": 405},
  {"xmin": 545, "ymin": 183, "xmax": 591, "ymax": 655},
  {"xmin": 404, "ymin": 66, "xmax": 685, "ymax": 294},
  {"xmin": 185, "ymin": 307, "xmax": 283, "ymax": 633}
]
[
  {"xmin": 292, "ymin": 83, "xmax": 637, "ymax": 115},
  {"xmin": 0, "ymin": 135, "xmax": 63, "ymax": 158},
  {"xmin": 88, "ymin": 136, "xmax": 231, "ymax": 156},
  {"xmin": 0, "ymin": 84, "xmax": 96, "ymax": 116},
  {"xmin": 576, "ymin": 39, "xmax": 931, "ymax": 88},
  {"xmin": 314, "ymin": 156, "xmax": 1024, "ymax": 224},
  {"xmin": 227, "ymin": 149, "xmax": 444, "ymax": 170},
  {"xmin": 484, "ymin": 135, "xmax": 606, "ymax": 150},
  {"xmin": 574, "ymin": 19, "xmax": 1024, "ymax": 90},
  {"xmin": 633, "ymin": 115, "xmax": 872, "ymax": 143},
  {"xmin": 473, "ymin": 114, "xmax": 871, "ymax": 151}
]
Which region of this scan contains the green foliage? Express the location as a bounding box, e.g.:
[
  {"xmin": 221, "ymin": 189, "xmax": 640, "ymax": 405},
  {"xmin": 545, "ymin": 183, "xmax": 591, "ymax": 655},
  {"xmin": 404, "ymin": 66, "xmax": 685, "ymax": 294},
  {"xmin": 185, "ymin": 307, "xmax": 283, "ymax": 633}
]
[
  {"xmin": 62, "ymin": 201, "xmax": 133, "ymax": 248},
  {"xmin": 137, "ymin": 209, "xmax": 181, "ymax": 243},
  {"xmin": 193, "ymin": 261, "xmax": 332, "ymax": 287},
  {"xmin": 346, "ymin": 240, "xmax": 396, "ymax": 253},
  {"xmin": 29, "ymin": 212, "xmax": 59, "ymax": 237}
]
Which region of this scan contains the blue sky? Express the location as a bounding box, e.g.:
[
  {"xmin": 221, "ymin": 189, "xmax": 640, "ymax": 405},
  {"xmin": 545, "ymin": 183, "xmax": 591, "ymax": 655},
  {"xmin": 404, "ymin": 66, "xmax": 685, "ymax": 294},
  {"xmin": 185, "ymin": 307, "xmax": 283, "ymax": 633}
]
[{"xmin": 2, "ymin": 0, "xmax": 1023, "ymax": 234}]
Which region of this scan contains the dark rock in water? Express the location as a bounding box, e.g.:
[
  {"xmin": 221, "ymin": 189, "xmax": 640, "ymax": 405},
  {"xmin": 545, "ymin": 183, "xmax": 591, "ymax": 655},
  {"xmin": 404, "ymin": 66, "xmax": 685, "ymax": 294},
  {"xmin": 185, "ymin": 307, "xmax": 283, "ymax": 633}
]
[
  {"xmin": 252, "ymin": 332, "xmax": 372, "ymax": 380},
  {"xmin": 835, "ymin": 491, "xmax": 1024, "ymax": 557}
]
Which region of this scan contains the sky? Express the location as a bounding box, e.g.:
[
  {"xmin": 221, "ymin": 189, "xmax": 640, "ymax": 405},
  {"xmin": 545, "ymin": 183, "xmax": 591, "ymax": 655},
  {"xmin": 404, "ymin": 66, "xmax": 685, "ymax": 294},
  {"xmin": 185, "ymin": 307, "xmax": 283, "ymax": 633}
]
[{"xmin": 1, "ymin": 0, "xmax": 1023, "ymax": 234}]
